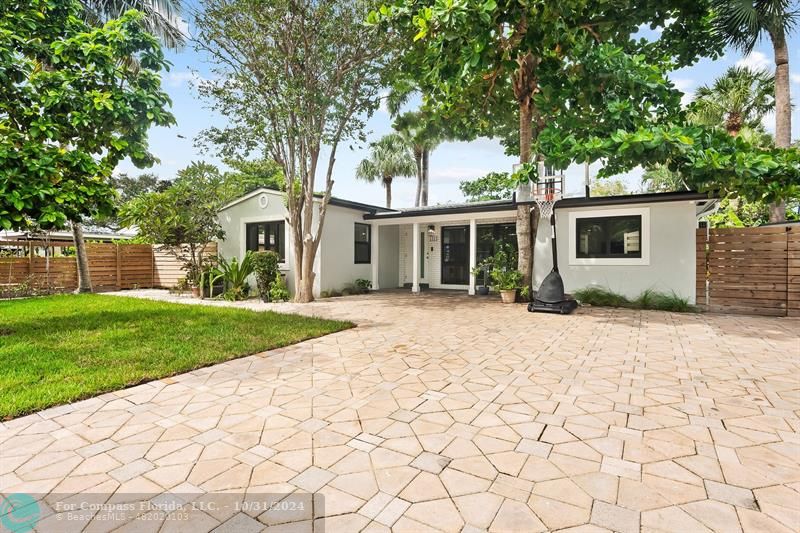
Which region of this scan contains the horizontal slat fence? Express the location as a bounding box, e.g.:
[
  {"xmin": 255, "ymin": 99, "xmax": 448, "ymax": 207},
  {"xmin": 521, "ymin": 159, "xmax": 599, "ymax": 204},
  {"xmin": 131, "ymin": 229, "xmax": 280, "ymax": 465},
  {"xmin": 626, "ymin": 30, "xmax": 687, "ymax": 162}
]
[
  {"xmin": 0, "ymin": 241, "xmax": 216, "ymax": 295},
  {"xmin": 696, "ymin": 225, "xmax": 799, "ymax": 317}
]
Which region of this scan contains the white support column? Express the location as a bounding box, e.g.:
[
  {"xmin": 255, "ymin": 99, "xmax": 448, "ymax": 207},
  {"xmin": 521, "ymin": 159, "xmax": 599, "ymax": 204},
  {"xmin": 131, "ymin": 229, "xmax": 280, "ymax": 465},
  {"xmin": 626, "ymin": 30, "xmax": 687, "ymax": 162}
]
[
  {"xmin": 411, "ymin": 222, "xmax": 420, "ymax": 293},
  {"xmin": 371, "ymin": 225, "xmax": 379, "ymax": 290},
  {"xmin": 468, "ymin": 219, "xmax": 477, "ymax": 296}
]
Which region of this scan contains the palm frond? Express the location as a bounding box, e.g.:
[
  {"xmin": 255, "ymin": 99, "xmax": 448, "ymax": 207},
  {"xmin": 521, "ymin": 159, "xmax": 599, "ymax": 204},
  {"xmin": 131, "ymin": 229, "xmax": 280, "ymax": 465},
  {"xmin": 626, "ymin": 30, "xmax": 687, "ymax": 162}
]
[{"xmin": 80, "ymin": 0, "xmax": 185, "ymax": 49}]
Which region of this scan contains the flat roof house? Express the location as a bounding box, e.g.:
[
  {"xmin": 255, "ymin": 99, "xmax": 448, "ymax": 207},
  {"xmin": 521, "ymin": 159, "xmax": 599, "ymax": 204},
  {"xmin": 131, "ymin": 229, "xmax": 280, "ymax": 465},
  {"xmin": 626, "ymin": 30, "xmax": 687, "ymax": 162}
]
[{"xmin": 217, "ymin": 187, "xmax": 716, "ymax": 303}]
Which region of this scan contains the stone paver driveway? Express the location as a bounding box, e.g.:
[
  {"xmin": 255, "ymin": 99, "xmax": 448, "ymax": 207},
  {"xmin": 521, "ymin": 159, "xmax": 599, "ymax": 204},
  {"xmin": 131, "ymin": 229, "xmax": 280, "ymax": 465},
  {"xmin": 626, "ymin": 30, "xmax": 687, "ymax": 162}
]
[{"xmin": 2, "ymin": 291, "xmax": 799, "ymax": 533}]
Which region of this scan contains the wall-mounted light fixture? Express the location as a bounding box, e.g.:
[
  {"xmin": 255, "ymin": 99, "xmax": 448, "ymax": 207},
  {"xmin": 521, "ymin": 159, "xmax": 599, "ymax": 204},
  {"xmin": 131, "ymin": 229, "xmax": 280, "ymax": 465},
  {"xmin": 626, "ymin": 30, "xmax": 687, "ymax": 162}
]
[{"xmin": 427, "ymin": 225, "xmax": 436, "ymax": 237}]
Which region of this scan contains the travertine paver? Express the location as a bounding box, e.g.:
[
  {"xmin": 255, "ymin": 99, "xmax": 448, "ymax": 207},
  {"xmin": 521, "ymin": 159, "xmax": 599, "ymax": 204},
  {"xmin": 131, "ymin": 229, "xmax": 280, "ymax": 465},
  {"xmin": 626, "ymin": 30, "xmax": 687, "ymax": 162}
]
[{"xmin": 1, "ymin": 289, "xmax": 799, "ymax": 533}]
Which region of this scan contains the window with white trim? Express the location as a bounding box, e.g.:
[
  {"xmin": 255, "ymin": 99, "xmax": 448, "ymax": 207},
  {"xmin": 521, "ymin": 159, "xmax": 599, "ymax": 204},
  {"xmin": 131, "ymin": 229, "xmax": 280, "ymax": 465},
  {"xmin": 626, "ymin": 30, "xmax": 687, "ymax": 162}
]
[{"xmin": 568, "ymin": 207, "xmax": 650, "ymax": 266}]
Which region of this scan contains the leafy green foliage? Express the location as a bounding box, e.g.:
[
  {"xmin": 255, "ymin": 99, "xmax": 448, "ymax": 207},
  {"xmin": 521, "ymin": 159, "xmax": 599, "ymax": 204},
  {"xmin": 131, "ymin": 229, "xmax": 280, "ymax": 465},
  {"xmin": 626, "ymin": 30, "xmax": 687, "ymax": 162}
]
[
  {"xmin": 707, "ymin": 197, "xmax": 800, "ymax": 227},
  {"xmin": 354, "ymin": 279, "xmax": 372, "ymax": 293},
  {"xmin": 195, "ymin": 0, "xmax": 390, "ymax": 302},
  {"xmin": 252, "ymin": 251, "xmax": 280, "ymax": 300},
  {"xmin": 591, "ymin": 179, "xmax": 630, "ymax": 197},
  {"xmin": 0, "ymin": 0, "xmax": 174, "ymax": 230},
  {"xmin": 575, "ymin": 287, "xmax": 695, "ymax": 312},
  {"xmin": 216, "ymin": 252, "xmax": 255, "ymax": 300},
  {"xmin": 480, "ymin": 242, "xmax": 522, "ymax": 290},
  {"xmin": 222, "ymin": 157, "xmax": 285, "ymax": 197},
  {"xmin": 544, "ymin": 124, "xmax": 800, "ymax": 204},
  {"xmin": 459, "ymin": 171, "xmax": 516, "ymax": 202},
  {"xmin": 268, "ymin": 272, "xmax": 290, "ymax": 302},
  {"xmin": 120, "ymin": 162, "xmax": 226, "ymax": 283},
  {"xmin": 0, "ymin": 294, "xmax": 350, "ymax": 417},
  {"xmin": 642, "ymin": 165, "xmax": 689, "ymax": 192},
  {"xmin": 373, "ymin": 0, "xmax": 721, "ymax": 154}
]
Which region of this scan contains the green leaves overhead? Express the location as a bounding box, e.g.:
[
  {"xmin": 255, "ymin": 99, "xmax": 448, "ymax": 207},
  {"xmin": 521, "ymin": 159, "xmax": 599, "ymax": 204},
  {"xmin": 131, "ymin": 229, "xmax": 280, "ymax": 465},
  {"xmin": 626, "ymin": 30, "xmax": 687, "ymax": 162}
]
[{"xmin": 0, "ymin": 0, "xmax": 174, "ymax": 230}]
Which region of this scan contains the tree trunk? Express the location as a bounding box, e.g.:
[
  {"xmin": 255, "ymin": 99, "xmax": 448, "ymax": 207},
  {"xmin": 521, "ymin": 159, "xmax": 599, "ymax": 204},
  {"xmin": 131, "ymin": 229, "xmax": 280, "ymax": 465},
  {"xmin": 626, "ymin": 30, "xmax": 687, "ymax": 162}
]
[
  {"xmin": 513, "ymin": 52, "xmax": 537, "ymax": 293},
  {"xmin": 384, "ymin": 176, "xmax": 393, "ymax": 209},
  {"xmin": 71, "ymin": 221, "xmax": 92, "ymax": 293},
  {"xmin": 421, "ymin": 148, "xmax": 430, "ymax": 206},
  {"xmin": 769, "ymin": 29, "xmax": 790, "ymax": 223},
  {"xmin": 414, "ymin": 148, "xmax": 423, "ymax": 207}
]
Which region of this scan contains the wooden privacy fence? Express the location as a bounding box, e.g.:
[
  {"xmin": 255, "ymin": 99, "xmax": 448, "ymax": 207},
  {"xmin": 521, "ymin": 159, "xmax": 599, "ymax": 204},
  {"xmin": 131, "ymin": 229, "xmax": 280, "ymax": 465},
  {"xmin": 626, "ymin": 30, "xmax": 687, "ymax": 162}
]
[
  {"xmin": 0, "ymin": 241, "xmax": 217, "ymax": 294},
  {"xmin": 696, "ymin": 225, "xmax": 799, "ymax": 317}
]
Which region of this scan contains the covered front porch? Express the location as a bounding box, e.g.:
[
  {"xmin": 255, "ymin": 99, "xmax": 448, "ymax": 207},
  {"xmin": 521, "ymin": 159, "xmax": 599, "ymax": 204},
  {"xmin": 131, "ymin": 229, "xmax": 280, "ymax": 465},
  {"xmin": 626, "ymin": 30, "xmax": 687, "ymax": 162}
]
[{"xmin": 365, "ymin": 202, "xmax": 519, "ymax": 295}]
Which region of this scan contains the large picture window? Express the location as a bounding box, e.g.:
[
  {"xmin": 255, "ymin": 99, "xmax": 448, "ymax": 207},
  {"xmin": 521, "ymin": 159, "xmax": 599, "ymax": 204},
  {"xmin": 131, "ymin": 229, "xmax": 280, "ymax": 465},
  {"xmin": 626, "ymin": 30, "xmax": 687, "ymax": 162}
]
[
  {"xmin": 246, "ymin": 221, "xmax": 285, "ymax": 261},
  {"xmin": 576, "ymin": 215, "xmax": 642, "ymax": 259},
  {"xmin": 568, "ymin": 207, "xmax": 650, "ymax": 266},
  {"xmin": 476, "ymin": 223, "xmax": 517, "ymax": 263},
  {"xmin": 354, "ymin": 223, "xmax": 371, "ymax": 264}
]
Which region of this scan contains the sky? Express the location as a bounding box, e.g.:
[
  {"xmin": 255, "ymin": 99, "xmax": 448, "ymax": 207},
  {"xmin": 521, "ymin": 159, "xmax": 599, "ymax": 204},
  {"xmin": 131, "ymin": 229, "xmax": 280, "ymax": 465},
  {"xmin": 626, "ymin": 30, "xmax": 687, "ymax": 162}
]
[{"xmin": 116, "ymin": 22, "xmax": 800, "ymax": 209}]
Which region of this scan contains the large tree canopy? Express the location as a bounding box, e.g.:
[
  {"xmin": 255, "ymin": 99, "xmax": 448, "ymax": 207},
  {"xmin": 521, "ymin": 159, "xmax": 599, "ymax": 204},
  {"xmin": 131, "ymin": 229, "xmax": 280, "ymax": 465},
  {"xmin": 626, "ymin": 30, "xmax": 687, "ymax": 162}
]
[
  {"xmin": 374, "ymin": 0, "xmax": 723, "ymax": 290},
  {"xmin": 0, "ymin": 0, "xmax": 174, "ymax": 230},
  {"xmin": 194, "ymin": 0, "xmax": 389, "ymax": 302}
]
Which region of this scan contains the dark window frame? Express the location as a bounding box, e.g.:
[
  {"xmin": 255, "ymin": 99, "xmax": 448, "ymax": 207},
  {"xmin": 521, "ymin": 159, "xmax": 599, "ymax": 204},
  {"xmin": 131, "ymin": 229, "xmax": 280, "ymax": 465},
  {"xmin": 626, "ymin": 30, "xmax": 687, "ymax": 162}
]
[
  {"xmin": 575, "ymin": 215, "xmax": 642, "ymax": 259},
  {"xmin": 476, "ymin": 222, "xmax": 517, "ymax": 264},
  {"xmin": 245, "ymin": 220, "xmax": 286, "ymax": 261},
  {"xmin": 354, "ymin": 223, "xmax": 371, "ymax": 264}
]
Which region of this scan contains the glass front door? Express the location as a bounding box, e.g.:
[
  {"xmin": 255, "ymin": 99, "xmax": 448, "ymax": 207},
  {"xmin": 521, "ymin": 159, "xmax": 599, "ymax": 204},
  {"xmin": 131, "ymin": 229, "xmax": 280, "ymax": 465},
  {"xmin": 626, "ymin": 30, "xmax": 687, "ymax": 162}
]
[{"xmin": 441, "ymin": 226, "xmax": 469, "ymax": 285}]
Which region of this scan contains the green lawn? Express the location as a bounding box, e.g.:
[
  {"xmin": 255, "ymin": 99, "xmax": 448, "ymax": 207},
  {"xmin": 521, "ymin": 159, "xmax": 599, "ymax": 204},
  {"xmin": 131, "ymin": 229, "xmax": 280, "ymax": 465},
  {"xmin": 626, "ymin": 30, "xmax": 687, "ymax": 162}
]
[{"xmin": 0, "ymin": 294, "xmax": 351, "ymax": 419}]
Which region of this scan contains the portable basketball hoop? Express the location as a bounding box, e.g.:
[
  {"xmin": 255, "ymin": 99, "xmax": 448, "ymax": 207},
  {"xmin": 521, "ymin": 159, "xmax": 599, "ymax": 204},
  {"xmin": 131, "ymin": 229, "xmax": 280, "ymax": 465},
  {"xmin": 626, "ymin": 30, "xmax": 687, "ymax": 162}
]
[{"xmin": 532, "ymin": 178, "xmax": 561, "ymax": 218}]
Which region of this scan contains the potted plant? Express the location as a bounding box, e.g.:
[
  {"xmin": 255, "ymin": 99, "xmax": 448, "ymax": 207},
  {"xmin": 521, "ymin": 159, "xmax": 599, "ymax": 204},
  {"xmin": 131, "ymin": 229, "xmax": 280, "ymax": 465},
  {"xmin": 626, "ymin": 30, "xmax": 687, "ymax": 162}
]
[
  {"xmin": 471, "ymin": 262, "xmax": 491, "ymax": 296},
  {"xmin": 492, "ymin": 269, "xmax": 522, "ymax": 303},
  {"xmin": 184, "ymin": 261, "xmax": 203, "ymax": 298},
  {"xmin": 486, "ymin": 242, "xmax": 521, "ymax": 304}
]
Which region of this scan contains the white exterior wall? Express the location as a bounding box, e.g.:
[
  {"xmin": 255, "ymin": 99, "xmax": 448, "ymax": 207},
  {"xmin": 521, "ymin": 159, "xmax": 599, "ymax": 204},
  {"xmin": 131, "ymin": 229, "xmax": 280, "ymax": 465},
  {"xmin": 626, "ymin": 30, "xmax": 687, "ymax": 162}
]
[
  {"xmin": 318, "ymin": 206, "xmax": 372, "ymax": 293},
  {"xmin": 218, "ymin": 190, "xmax": 372, "ymax": 298},
  {"xmin": 378, "ymin": 226, "xmax": 400, "ymax": 289},
  {"xmin": 553, "ymin": 201, "xmax": 698, "ymax": 303}
]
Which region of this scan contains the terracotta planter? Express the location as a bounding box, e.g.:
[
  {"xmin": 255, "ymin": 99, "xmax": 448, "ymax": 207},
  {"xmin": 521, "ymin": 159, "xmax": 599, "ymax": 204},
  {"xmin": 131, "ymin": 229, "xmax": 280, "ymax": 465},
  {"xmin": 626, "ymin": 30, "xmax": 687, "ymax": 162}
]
[
  {"xmin": 499, "ymin": 289, "xmax": 516, "ymax": 304},
  {"xmin": 191, "ymin": 287, "xmax": 201, "ymax": 298}
]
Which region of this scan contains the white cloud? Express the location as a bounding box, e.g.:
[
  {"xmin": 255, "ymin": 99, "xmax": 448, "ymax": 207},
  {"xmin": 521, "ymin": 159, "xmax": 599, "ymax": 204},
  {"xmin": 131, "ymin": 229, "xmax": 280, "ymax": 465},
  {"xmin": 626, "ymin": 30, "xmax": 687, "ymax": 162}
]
[
  {"xmin": 736, "ymin": 51, "xmax": 772, "ymax": 72},
  {"xmin": 165, "ymin": 70, "xmax": 205, "ymax": 88},
  {"xmin": 429, "ymin": 166, "xmax": 492, "ymax": 184},
  {"xmin": 791, "ymin": 73, "xmax": 800, "ymax": 85},
  {"xmin": 669, "ymin": 77, "xmax": 695, "ymax": 106}
]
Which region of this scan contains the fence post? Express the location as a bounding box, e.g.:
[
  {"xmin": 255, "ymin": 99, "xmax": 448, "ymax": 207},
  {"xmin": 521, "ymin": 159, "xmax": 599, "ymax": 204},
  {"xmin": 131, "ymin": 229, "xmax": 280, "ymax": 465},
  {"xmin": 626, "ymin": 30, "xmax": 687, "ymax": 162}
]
[
  {"xmin": 116, "ymin": 244, "xmax": 122, "ymax": 290},
  {"xmin": 704, "ymin": 225, "xmax": 710, "ymax": 308}
]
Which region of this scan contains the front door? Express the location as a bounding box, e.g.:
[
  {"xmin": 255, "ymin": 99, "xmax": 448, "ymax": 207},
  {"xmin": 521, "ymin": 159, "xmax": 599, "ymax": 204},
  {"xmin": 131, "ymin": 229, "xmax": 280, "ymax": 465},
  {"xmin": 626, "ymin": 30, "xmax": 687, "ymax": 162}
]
[
  {"xmin": 441, "ymin": 225, "xmax": 470, "ymax": 285},
  {"xmin": 419, "ymin": 229, "xmax": 429, "ymax": 284}
]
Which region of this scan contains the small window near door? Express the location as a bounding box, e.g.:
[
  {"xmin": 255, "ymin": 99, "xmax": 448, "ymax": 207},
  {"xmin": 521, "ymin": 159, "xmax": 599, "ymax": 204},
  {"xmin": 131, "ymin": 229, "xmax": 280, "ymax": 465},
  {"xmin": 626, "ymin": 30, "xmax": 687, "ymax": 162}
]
[
  {"xmin": 576, "ymin": 215, "xmax": 642, "ymax": 259},
  {"xmin": 354, "ymin": 223, "xmax": 371, "ymax": 264},
  {"xmin": 246, "ymin": 221, "xmax": 285, "ymax": 261}
]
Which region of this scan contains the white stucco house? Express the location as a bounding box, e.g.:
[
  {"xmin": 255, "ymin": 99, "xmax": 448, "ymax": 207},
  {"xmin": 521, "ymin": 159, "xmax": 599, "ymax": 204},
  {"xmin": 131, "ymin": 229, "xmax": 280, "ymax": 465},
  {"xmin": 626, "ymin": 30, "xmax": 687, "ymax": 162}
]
[{"xmin": 217, "ymin": 186, "xmax": 716, "ymax": 303}]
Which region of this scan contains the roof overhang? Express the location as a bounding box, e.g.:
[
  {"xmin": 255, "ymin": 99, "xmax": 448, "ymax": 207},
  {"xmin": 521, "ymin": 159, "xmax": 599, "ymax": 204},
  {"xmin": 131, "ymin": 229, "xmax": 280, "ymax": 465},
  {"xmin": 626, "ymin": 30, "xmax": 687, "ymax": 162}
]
[{"xmin": 551, "ymin": 190, "xmax": 716, "ymax": 209}]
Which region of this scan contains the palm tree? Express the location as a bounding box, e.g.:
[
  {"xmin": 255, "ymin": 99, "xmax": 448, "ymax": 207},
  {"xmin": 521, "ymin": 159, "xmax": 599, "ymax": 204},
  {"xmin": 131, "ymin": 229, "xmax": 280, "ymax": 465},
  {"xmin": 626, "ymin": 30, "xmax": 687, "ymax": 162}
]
[
  {"xmin": 80, "ymin": 0, "xmax": 185, "ymax": 49},
  {"xmin": 67, "ymin": 0, "xmax": 184, "ymax": 292},
  {"xmin": 688, "ymin": 66, "xmax": 775, "ymax": 137},
  {"xmin": 712, "ymin": 0, "xmax": 798, "ymax": 221},
  {"xmin": 393, "ymin": 112, "xmax": 444, "ymax": 207},
  {"xmin": 356, "ymin": 134, "xmax": 416, "ymax": 209}
]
